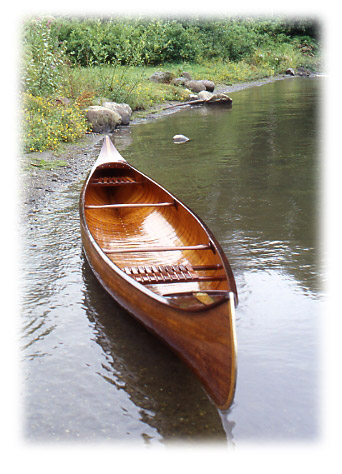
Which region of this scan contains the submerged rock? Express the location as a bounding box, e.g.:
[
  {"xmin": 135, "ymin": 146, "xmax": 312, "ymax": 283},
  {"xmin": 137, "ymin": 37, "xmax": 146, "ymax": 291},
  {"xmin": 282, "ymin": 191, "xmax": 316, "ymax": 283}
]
[{"xmin": 173, "ymin": 134, "xmax": 190, "ymax": 143}]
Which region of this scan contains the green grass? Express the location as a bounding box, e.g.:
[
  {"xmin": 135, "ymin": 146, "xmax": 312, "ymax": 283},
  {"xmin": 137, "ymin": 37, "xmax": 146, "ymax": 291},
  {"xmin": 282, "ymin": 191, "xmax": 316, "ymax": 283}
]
[{"xmin": 29, "ymin": 158, "xmax": 68, "ymax": 169}]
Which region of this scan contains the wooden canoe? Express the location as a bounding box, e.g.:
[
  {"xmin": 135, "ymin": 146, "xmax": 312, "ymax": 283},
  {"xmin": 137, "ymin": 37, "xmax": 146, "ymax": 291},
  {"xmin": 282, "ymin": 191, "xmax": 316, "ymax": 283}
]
[{"xmin": 79, "ymin": 136, "xmax": 238, "ymax": 410}]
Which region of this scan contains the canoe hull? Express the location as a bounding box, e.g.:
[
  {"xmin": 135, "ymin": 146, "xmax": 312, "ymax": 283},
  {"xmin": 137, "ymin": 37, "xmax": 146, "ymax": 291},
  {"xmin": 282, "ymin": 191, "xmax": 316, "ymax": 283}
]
[
  {"xmin": 79, "ymin": 137, "xmax": 238, "ymax": 410},
  {"xmin": 80, "ymin": 215, "xmax": 237, "ymax": 409}
]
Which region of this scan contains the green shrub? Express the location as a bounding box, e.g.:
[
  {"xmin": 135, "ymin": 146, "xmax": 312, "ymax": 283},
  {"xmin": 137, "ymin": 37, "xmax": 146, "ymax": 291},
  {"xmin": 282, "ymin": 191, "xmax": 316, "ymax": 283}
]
[
  {"xmin": 22, "ymin": 93, "xmax": 89, "ymax": 152},
  {"xmin": 49, "ymin": 17, "xmax": 320, "ymax": 67},
  {"xmin": 22, "ymin": 17, "xmax": 66, "ymax": 96}
]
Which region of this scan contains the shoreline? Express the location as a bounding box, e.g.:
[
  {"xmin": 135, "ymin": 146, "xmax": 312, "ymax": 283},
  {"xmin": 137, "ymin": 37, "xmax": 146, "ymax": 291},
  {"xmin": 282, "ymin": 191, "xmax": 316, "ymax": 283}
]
[
  {"xmin": 131, "ymin": 74, "xmax": 289, "ymax": 124},
  {"xmin": 20, "ymin": 73, "xmax": 315, "ymax": 214}
]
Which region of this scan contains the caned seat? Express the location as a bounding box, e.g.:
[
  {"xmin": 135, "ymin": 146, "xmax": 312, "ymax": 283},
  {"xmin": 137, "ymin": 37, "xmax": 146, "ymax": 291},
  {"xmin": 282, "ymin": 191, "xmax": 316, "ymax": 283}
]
[
  {"xmin": 90, "ymin": 176, "xmax": 139, "ymax": 186},
  {"xmin": 122, "ymin": 264, "xmax": 226, "ymax": 285}
]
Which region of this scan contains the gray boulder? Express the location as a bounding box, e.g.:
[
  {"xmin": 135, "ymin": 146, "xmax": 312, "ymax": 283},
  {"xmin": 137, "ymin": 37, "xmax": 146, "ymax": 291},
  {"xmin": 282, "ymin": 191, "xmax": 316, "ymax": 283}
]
[
  {"xmin": 181, "ymin": 72, "xmax": 192, "ymax": 80},
  {"xmin": 102, "ymin": 102, "xmax": 132, "ymax": 125},
  {"xmin": 198, "ymin": 90, "xmax": 213, "ymax": 101},
  {"xmin": 208, "ymin": 93, "xmax": 233, "ymax": 104},
  {"xmin": 200, "ymin": 80, "xmax": 215, "ymax": 92},
  {"xmin": 297, "ymin": 67, "xmax": 311, "ymax": 76},
  {"xmin": 185, "ymin": 80, "xmax": 206, "ymax": 93},
  {"xmin": 188, "ymin": 94, "xmax": 199, "ymax": 101},
  {"xmin": 286, "ymin": 68, "xmax": 295, "ymax": 76},
  {"xmin": 149, "ymin": 71, "xmax": 176, "ymax": 84},
  {"xmin": 86, "ymin": 106, "xmax": 122, "ymax": 133},
  {"xmin": 172, "ymin": 77, "xmax": 188, "ymax": 87}
]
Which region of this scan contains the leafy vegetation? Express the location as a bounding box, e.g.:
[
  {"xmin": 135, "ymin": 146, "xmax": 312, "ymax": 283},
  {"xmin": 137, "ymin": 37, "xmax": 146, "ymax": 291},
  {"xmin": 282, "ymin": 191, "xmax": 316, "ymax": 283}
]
[
  {"xmin": 48, "ymin": 17, "xmax": 319, "ymax": 66},
  {"xmin": 22, "ymin": 18, "xmax": 66, "ymax": 97},
  {"xmin": 22, "ymin": 93, "xmax": 89, "ymax": 152},
  {"xmin": 20, "ymin": 16, "xmax": 320, "ymax": 154}
]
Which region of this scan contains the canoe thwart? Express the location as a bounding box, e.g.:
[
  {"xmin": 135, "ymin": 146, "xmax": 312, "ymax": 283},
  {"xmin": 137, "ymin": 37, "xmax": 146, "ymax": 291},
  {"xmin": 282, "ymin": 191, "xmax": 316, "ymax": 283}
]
[
  {"xmin": 192, "ymin": 264, "xmax": 223, "ymax": 271},
  {"xmin": 103, "ymin": 243, "xmax": 213, "ymax": 254},
  {"xmin": 162, "ymin": 289, "xmax": 232, "ymax": 298},
  {"xmin": 85, "ymin": 202, "xmax": 175, "ymax": 209},
  {"xmin": 122, "ymin": 263, "xmax": 226, "ymax": 285}
]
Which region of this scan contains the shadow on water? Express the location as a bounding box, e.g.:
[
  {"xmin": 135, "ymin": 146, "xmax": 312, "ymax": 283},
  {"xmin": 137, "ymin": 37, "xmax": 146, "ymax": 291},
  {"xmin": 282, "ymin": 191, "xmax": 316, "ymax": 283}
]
[{"xmin": 81, "ymin": 256, "xmax": 230, "ymax": 444}]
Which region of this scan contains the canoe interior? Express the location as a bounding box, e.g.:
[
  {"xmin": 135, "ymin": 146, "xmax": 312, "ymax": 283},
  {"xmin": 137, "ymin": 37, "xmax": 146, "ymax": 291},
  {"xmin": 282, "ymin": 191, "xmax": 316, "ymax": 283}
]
[{"xmin": 84, "ymin": 162, "xmax": 235, "ymax": 311}]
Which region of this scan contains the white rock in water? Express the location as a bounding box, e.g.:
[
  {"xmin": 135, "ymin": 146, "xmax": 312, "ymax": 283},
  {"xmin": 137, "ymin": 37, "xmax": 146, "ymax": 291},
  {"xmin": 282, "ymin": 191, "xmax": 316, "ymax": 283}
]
[{"xmin": 173, "ymin": 134, "xmax": 190, "ymax": 143}]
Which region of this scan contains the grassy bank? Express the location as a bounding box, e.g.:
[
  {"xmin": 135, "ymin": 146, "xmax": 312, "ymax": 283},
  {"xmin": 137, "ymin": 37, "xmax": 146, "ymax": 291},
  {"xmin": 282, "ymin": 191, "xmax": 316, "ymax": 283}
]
[{"xmin": 21, "ymin": 17, "xmax": 321, "ymax": 154}]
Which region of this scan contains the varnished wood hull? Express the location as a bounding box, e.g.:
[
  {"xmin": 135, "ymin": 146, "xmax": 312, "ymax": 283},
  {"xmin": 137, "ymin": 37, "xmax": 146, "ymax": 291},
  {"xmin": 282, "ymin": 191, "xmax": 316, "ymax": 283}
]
[{"xmin": 79, "ymin": 136, "xmax": 238, "ymax": 410}]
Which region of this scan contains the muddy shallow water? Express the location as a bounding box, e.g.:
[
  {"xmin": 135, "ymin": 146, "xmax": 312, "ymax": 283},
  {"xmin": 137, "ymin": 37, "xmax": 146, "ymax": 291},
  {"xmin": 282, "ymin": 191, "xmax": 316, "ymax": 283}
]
[{"xmin": 21, "ymin": 76, "xmax": 322, "ymax": 444}]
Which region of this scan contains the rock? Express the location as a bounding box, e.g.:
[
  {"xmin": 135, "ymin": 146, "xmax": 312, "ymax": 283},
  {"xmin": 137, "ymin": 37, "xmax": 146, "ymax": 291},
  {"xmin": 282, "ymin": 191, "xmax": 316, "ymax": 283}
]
[
  {"xmin": 85, "ymin": 106, "xmax": 122, "ymax": 133},
  {"xmin": 185, "ymin": 80, "xmax": 206, "ymax": 93},
  {"xmin": 54, "ymin": 97, "xmax": 71, "ymax": 106},
  {"xmin": 197, "ymin": 90, "xmax": 213, "ymax": 101},
  {"xmin": 285, "ymin": 68, "xmax": 295, "ymax": 76},
  {"xmin": 181, "ymin": 72, "xmax": 192, "ymax": 80},
  {"xmin": 188, "ymin": 94, "xmax": 199, "ymax": 101},
  {"xmin": 173, "ymin": 134, "xmax": 190, "ymax": 143},
  {"xmin": 297, "ymin": 67, "xmax": 311, "ymax": 76},
  {"xmin": 200, "ymin": 80, "xmax": 215, "ymax": 92},
  {"xmin": 102, "ymin": 102, "xmax": 132, "ymax": 125},
  {"xmin": 172, "ymin": 77, "xmax": 188, "ymax": 87},
  {"xmin": 149, "ymin": 71, "xmax": 176, "ymax": 84},
  {"xmin": 209, "ymin": 93, "xmax": 233, "ymax": 104}
]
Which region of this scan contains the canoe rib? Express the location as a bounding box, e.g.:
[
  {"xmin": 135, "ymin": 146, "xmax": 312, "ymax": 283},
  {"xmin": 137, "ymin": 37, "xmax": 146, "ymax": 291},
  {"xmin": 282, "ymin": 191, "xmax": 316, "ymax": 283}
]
[{"xmin": 79, "ymin": 136, "xmax": 238, "ymax": 410}]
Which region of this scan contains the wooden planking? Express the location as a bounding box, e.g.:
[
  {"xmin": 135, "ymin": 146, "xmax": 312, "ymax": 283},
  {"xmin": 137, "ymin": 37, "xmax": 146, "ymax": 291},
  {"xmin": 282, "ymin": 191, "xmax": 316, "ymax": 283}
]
[{"xmin": 85, "ymin": 176, "xmax": 220, "ymax": 275}]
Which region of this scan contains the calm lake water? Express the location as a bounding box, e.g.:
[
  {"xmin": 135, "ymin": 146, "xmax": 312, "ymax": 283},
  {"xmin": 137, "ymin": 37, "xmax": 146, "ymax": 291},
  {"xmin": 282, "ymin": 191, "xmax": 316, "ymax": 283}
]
[{"xmin": 21, "ymin": 77, "xmax": 322, "ymax": 444}]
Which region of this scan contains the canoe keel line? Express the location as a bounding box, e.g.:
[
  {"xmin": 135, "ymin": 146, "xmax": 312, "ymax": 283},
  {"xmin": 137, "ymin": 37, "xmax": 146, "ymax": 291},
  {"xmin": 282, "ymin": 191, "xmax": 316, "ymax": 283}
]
[{"xmin": 79, "ymin": 136, "xmax": 238, "ymax": 410}]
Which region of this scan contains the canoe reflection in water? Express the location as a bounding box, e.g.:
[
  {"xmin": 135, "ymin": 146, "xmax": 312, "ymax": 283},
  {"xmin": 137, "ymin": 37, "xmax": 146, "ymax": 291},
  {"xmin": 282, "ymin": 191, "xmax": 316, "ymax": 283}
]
[
  {"xmin": 82, "ymin": 259, "xmax": 235, "ymax": 442},
  {"xmin": 79, "ymin": 136, "xmax": 238, "ymax": 413}
]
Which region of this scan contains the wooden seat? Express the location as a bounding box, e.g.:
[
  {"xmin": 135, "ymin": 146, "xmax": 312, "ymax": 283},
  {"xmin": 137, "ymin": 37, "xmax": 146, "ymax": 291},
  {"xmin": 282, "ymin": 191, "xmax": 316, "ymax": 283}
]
[{"xmin": 122, "ymin": 263, "xmax": 226, "ymax": 285}]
